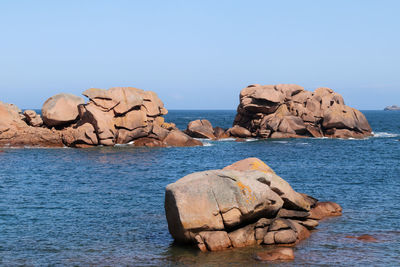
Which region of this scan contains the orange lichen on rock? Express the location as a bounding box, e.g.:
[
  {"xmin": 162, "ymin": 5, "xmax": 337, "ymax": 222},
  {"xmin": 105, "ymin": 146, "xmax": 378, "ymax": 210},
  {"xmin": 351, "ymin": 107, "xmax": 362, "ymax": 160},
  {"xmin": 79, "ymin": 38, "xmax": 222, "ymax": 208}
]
[
  {"xmin": 223, "ymin": 157, "xmax": 275, "ymax": 174},
  {"xmin": 236, "ymin": 181, "xmax": 256, "ymax": 203}
]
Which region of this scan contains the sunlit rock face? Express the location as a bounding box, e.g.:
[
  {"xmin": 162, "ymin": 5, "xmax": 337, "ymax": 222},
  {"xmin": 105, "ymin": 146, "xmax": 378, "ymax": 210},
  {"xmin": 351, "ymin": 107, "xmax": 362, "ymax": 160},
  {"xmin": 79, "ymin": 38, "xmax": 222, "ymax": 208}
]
[{"xmin": 165, "ymin": 158, "xmax": 342, "ymax": 252}]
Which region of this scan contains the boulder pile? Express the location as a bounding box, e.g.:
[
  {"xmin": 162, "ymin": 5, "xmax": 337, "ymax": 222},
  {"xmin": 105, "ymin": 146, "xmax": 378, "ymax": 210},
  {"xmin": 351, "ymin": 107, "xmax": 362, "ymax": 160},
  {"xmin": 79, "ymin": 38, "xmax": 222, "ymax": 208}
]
[
  {"xmin": 0, "ymin": 101, "xmax": 63, "ymax": 147},
  {"xmin": 0, "ymin": 87, "xmax": 202, "ymax": 148},
  {"xmin": 165, "ymin": 158, "xmax": 342, "ymax": 253},
  {"xmin": 232, "ymin": 84, "xmax": 372, "ymax": 139}
]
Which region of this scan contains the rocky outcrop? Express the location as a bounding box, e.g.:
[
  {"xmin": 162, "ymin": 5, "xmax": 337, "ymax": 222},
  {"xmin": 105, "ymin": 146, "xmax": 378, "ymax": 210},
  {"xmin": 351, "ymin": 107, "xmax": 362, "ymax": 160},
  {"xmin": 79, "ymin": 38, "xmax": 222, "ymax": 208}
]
[
  {"xmin": 0, "ymin": 101, "xmax": 63, "ymax": 147},
  {"xmin": 165, "ymin": 158, "xmax": 341, "ymax": 252},
  {"xmin": 62, "ymin": 87, "xmax": 201, "ymax": 147},
  {"xmin": 1, "ymin": 87, "xmax": 202, "ymax": 148},
  {"xmin": 232, "ymin": 84, "xmax": 372, "ymax": 139},
  {"xmin": 384, "ymin": 105, "xmax": 400, "ymax": 111}
]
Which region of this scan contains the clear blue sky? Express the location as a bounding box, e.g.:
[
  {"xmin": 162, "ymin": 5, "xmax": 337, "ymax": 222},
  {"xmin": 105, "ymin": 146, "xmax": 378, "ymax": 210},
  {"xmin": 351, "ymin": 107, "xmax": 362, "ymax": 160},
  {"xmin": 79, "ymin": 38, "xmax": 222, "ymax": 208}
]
[{"xmin": 0, "ymin": 0, "xmax": 399, "ymax": 110}]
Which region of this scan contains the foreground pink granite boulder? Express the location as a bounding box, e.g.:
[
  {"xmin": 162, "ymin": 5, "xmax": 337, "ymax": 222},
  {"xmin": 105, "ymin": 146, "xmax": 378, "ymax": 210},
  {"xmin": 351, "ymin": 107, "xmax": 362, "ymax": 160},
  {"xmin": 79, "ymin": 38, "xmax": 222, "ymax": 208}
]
[{"xmin": 165, "ymin": 158, "xmax": 342, "ymax": 253}]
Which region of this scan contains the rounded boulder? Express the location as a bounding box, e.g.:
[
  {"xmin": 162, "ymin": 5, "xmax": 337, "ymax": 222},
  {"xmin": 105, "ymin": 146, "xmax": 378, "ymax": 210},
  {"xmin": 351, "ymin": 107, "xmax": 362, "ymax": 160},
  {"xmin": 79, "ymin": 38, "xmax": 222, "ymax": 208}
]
[{"xmin": 42, "ymin": 93, "xmax": 85, "ymax": 127}]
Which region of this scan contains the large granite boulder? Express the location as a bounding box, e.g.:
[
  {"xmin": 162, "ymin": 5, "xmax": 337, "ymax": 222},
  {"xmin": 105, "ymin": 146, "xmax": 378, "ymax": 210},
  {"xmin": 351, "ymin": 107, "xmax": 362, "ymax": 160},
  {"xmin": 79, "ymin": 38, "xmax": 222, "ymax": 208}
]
[
  {"xmin": 42, "ymin": 93, "xmax": 85, "ymax": 127},
  {"xmin": 185, "ymin": 119, "xmax": 216, "ymax": 140},
  {"xmin": 165, "ymin": 158, "xmax": 341, "ymax": 252},
  {"xmin": 165, "ymin": 169, "xmax": 284, "ymax": 243},
  {"xmin": 163, "ymin": 130, "xmax": 203, "ymax": 147},
  {"xmin": 185, "ymin": 120, "xmax": 231, "ymax": 140},
  {"xmin": 233, "ymin": 84, "xmax": 372, "ymax": 139}
]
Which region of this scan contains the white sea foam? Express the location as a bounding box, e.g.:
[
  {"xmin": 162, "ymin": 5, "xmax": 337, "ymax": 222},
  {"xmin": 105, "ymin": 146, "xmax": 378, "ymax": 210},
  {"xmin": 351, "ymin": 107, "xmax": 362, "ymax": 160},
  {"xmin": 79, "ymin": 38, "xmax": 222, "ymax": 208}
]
[
  {"xmin": 272, "ymin": 141, "xmax": 288, "ymax": 144},
  {"xmin": 372, "ymin": 132, "xmax": 399, "ymax": 138},
  {"xmin": 202, "ymin": 142, "xmax": 214, "ymax": 147},
  {"xmin": 216, "ymin": 137, "xmax": 236, "ymax": 141},
  {"xmin": 245, "ymin": 138, "xmax": 257, "ymax": 142}
]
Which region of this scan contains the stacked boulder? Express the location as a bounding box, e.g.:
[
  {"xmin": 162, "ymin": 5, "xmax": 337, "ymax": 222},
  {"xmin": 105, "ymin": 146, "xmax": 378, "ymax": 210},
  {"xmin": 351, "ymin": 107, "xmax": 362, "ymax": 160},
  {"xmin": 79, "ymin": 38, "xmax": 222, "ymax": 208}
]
[
  {"xmin": 0, "ymin": 87, "xmax": 202, "ymax": 148},
  {"xmin": 60, "ymin": 87, "xmax": 202, "ymax": 147},
  {"xmin": 165, "ymin": 158, "xmax": 342, "ymax": 252},
  {"xmin": 232, "ymin": 84, "xmax": 372, "ymax": 139}
]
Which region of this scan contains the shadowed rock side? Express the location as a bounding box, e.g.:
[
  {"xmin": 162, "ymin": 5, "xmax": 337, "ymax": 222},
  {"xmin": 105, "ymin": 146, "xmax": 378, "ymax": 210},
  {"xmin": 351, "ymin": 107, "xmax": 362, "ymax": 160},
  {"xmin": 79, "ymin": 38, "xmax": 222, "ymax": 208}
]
[
  {"xmin": 232, "ymin": 84, "xmax": 372, "ymax": 139},
  {"xmin": 0, "ymin": 87, "xmax": 202, "ymax": 148},
  {"xmin": 165, "ymin": 158, "xmax": 342, "ymax": 254}
]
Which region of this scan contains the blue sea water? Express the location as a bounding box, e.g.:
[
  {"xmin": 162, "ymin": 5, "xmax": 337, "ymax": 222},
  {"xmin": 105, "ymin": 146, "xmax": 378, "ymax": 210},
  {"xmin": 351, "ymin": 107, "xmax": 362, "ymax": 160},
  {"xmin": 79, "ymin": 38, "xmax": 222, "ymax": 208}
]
[{"xmin": 0, "ymin": 110, "xmax": 399, "ymax": 266}]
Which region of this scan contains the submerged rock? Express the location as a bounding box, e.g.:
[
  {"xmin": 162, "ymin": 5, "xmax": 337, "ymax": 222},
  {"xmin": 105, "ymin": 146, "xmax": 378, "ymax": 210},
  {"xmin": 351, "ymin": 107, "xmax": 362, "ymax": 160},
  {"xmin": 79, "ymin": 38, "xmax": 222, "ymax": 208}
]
[
  {"xmin": 345, "ymin": 234, "xmax": 378, "ymax": 242},
  {"xmin": 164, "ymin": 157, "xmax": 342, "ymax": 252},
  {"xmin": 233, "ymin": 84, "xmax": 372, "ymax": 139},
  {"xmin": 255, "ymin": 247, "xmax": 295, "ymax": 261}
]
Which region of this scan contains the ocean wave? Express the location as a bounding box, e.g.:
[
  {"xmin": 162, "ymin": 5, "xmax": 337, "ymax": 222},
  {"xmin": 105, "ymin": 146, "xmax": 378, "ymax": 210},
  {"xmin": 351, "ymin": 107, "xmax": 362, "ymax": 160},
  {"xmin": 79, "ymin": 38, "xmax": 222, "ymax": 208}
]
[{"xmin": 372, "ymin": 132, "xmax": 399, "ymax": 138}]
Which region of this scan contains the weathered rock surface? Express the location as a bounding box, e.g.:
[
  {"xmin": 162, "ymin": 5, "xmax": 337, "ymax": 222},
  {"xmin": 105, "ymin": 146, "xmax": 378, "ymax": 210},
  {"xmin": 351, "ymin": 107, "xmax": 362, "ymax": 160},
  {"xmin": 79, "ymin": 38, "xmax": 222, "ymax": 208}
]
[
  {"xmin": 23, "ymin": 110, "xmax": 43, "ymax": 127},
  {"xmin": 163, "ymin": 130, "xmax": 203, "ymax": 147},
  {"xmin": 70, "ymin": 87, "xmax": 200, "ymax": 147},
  {"xmin": 165, "ymin": 157, "xmax": 342, "ymax": 252},
  {"xmin": 185, "ymin": 119, "xmax": 216, "ymax": 139},
  {"xmin": 0, "ymin": 101, "xmax": 63, "ymax": 147},
  {"xmin": 228, "ymin": 125, "xmax": 252, "ymax": 138},
  {"xmin": 213, "ymin": 126, "xmax": 230, "ymax": 139},
  {"xmin": 185, "ymin": 119, "xmax": 231, "ymax": 140},
  {"xmin": 42, "ymin": 93, "xmax": 85, "ymax": 127},
  {"xmin": 233, "ymin": 84, "xmax": 372, "ymax": 139},
  {"xmin": 308, "ymin": 201, "xmax": 342, "ymax": 220}
]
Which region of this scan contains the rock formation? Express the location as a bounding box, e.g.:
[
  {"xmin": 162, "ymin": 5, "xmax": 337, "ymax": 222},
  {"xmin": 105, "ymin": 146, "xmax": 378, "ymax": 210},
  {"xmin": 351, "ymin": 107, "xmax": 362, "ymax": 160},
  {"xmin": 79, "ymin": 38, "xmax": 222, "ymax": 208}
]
[
  {"xmin": 165, "ymin": 158, "xmax": 342, "ymax": 252},
  {"xmin": 0, "ymin": 87, "xmax": 202, "ymax": 148},
  {"xmin": 0, "ymin": 101, "xmax": 63, "ymax": 147},
  {"xmin": 184, "ymin": 119, "xmax": 231, "ymax": 140},
  {"xmin": 384, "ymin": 105, "xmax": 400, "ymax": 111},
  {"xmin": 232, "ymin": 84, "xmax": 372, "ymax": 139}
]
